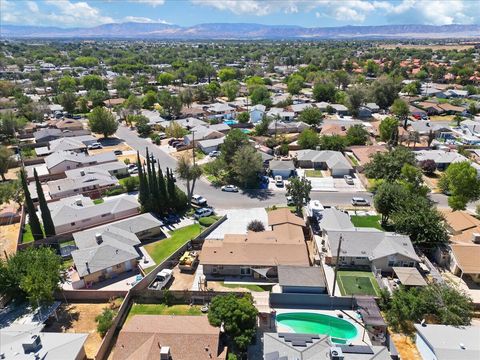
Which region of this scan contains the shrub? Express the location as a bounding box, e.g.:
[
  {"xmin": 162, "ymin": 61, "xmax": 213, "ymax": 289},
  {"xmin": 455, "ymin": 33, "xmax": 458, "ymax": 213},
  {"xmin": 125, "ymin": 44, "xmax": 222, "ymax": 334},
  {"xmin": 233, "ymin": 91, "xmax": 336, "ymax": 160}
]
[
  {"xmin": 95, "ymin": 308, "xmax": 115, "ymax": 337},
  {"xmin": 123, "ymin": 158, "xmax": 130, "ymax": 165},
  {"xmin": 122, "ymin": 176, "xmax": 139, "ymax": 192},
  {"xmin": 419, "ymin": 159, "xmax": 436, "ymax": 175},
  {"xmin": 199, "ymin": 216, "xmax": 216, "ymax": 227},
  {"xmin": 105, "ymin": 187, "xmax": 127, "ymax": 197},
  {"xmin": 247, "ymin": 219, "xmax": 265, "ymax": 232}
]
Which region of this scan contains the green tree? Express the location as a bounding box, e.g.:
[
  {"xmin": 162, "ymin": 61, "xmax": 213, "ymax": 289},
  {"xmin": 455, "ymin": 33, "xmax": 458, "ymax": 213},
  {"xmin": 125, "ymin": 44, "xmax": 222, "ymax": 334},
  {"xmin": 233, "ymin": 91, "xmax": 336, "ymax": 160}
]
[
  {"xmin": 58, "ymin": 76, "xmax": 77, "ymax": 92},
  {"xmin": 312, "ymin": 82, "xmax": 336, "ymax": 102},
  {"xmin": 87, "ymin": 89, "xmax": 107, "ymax": 107},
  {"xmin": 346, "ymin": 124, "xmax": 369, "ymax": 145},
  {"xmin": 57, "ymin": 91, "xmax": 77, "ymax": 113},
  {"xmin": 0, "ymin": 146, "xmax": 13, "ymax": 181},
  {"xmin": 218, "ymin": 67, "xmax": 238, "ymax": 82},
  {"xmin": 298, "ymin": 107, "xmax": 323, "ymax": 126},
  {"xmin": 206, "ymin": 81, "xmax": 221, "ymax": 102},
  {"xmin": 0, "ymin": 247, "xmax": 63, "ymax": 306},
  {"xmin": 369, "ymin": 76, "xmax": 401, "ymax": 109},
  {"xmin": 95, "ymin": 308, "xmax": 115, "ymax": 337},
  {"xmin": 298, "ymin": 128, "xmax": 320, "ymax": 149},
  {"xmin": 157, "ymin": 72, "xmax": 175, "ymax": 86},
  {"xmin": 364, "ymin": 146, "xmax": 416, "ymax": 180},
  {"xmin": 114, "ymin": 76, "xmax": 131, "ymax": 98},
  {"xmin": 236, "ymin": 111, "xmax": 250, "ymax": 124},
  {"xmin": 20, "ymin": 169, "xmax": 43, "ymax": 241},
  {"xmin": 0, "ymin": 178, "xmax": 24, "ymax": 207},
  {"xmin": 221, "ymin": 80, "xmax": 240, "ymax": 101},
  {"xmin": 250, "ymin": 86, "xmax": 271, "ymax": 106},
  {"xmin": 165, "ymin": 121, "xmax": 187, "ymax": 139},
  {"xmin": 346, "ymin": 85, "xmax": 365, "ymax": 117},
  {"xmin": 391, "ymin": 196, "xmax": 448, "ymax": 247},
  {"xmin": 287, "ymin": 74, "xmax": 304, "ymax": 96},
  {"xmin": 391, "ymin": 98, "xmax": 410, "ymax": 128},
  {"xmin": 179, "ymin": 88, "xmax": 193, "ymax": 108},
  {"xmin": 374, "ymin": 181, "xmax": 407, "ymax": 225},
  {"xmin": 132, "ymin": 115, "xmax": 151, "ymax": 137},
  {"xmin": 319, "ymin": 134, "xmax": 346, "ymax": 152},
  {"xmin": 78, "ymin": 97, "xmax": 89, "ymax": 113},
  {"xmin": 88, "ymin": 107, "xmax": 118, "ymax": 138},
  {"xmin": 439, "ymin": 161, "xmax": 480, "ymax": 210},
  {"xmin": 176, "ymin": 156, "xmax": 202, "ymax": 206},
  {"xmin": 81, "ymin": 75, "xmax": 106, "ymax": 91},
  {"xmin": 379, "ymin": 117, "xmax": 399, "ymax": 143},
  {"xmin": 254, "ymin": 115, "xmax": 271, "ymax": 136},
  {"xmin": 1, "ymin": 111, "xmax": 26, "ymax": 139},
  {"xmin": 220, "ymin": 129, "xmax": 249, "ymax": 165},
  {"xmin": 142, "ymin": 90, "xmax": 158, "ymax": 109},
  {"xmin": 208, "ymin": 294, "xmax": 258, "ymax": 353},
  {"xmin": 34, "ymin": 169, "xmax": 55, "ymax": 237},
  {"xmin": 232, "ymin": 146, "xmax": 263, "ymax": 188},
  {"xmin": 125, "ymin": 94, "xmax": 142, "ymax": 115},
  {"xmin": 286, "ymin": 177, "xmax": 312, "ymax": 215}
]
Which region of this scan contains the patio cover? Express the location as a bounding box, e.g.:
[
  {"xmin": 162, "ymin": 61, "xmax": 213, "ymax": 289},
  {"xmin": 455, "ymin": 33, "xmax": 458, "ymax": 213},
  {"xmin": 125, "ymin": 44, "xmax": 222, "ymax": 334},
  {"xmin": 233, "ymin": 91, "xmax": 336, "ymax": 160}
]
[
  {"xmin": 355, "ymin": 296, "xmax": 386, "ymax": 327},
  {"xmin": 251, "ymin": 267, "xmax": 274, "ymax": 278},
  {"xmin": 393, "ymin": 267, "xmax": 427, "ymax": 287}
]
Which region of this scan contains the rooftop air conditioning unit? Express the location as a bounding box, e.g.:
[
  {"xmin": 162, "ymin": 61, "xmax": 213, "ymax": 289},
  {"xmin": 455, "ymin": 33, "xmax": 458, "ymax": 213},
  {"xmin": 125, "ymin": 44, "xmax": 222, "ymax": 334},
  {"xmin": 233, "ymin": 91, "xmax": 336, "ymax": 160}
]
[
  {"xmin": 160, "ymin": 346, "xmax": 171, "ymax": 360},
  {"xmin": 95, "ymin": 233, "xmax": 103, "ymax": 244},
  {"xmin": 330, "ymin": 347, "xmax": 344, "ymax": 360},
  {"xmin": 472, "ymin": 233, "xmax": 480, "ymax": 244}
]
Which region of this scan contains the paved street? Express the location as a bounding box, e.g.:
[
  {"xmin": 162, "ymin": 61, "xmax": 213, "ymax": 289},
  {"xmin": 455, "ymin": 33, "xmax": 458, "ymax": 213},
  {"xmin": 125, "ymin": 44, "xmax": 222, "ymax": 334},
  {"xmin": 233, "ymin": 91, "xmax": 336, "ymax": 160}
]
[{"xmin": 116, "ymin": 124, "xmax": 453, "ymax": 210}]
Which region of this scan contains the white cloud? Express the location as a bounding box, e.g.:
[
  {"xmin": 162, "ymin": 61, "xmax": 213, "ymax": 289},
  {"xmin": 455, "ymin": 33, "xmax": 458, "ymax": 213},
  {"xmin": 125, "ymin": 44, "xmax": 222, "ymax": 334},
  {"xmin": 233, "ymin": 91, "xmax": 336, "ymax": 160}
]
[
  {"xmin": 128, "ymin": 0, "xmax": 165, "ymax": 7},
  {"xmin": 27, "ymin": 1, "xmax": 39, "ymax": 13},
  {"xmin": 123, "ymin": 16, "xmax": 171, "ymax": 24}
]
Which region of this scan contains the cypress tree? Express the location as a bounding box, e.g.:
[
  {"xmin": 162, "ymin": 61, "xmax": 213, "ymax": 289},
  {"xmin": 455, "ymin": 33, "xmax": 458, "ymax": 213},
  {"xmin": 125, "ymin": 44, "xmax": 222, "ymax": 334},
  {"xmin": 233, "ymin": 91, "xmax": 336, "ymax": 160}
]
[
  {"xmin": 20, "ymin": 169, "xmax": 44, "ymax": 241},
  {"xmin": 150, "ymin": 155, "xmax": 160, "ymax": 213},
  {"xmin": 166, "ymin": 167, "xmax": 176, "ymax": 208},
  {"xmin": 34, "ymin": 169, "xmax": 55, "ymax": 236},
  {"xmin": 157, "ymin": 166, "xmax": 167, "ymax": 213},
  {"xmin": 136, "ymin": 152, "xmax": 147, "ymax": 209}
]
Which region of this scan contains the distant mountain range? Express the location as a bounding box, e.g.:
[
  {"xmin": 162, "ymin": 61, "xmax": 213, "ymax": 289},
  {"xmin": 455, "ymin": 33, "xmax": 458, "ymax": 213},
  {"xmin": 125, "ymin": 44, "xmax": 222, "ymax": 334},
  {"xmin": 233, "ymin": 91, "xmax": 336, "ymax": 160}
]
[{"xmin": 1, "ymin": 23, "xmax": 480, "ymax": 40}]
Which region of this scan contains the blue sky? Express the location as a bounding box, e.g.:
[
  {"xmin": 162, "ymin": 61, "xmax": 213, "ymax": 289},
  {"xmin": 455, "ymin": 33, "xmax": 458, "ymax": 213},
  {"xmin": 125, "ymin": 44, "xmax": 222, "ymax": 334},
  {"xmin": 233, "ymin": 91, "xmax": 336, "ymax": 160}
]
[{"xmin": 1, "ymin": 0, "xmax": 479, "ymax": 28}]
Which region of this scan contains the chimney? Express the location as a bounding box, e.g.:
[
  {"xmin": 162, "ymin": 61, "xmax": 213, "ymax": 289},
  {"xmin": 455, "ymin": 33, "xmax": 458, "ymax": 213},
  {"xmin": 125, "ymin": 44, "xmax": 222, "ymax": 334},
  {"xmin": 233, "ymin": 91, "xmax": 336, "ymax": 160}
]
[
  {"xmin": 160, "ymin": 346, "xmax": 171, "ymax": 360},
  {"xmin": 80, "ymin": 170, "xmax": 85, "ymax": 176},
  {"xmin": 22, "ymin": 335, "xmax": 41, "ymax": 354},
  {"xmin": 95, "ymin": 233, "xmax": 103, "ymax": 244},
  {"xmin": 75, "ymin": 198, "xmax": 82, "ymax": 206}
]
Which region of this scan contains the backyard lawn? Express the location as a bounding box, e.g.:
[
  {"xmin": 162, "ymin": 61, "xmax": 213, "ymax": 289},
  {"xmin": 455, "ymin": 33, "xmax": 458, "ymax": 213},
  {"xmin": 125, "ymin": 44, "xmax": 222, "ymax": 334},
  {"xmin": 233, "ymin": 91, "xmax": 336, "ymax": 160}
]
[
  {"xmin": 22, "ymin": 223, "xmax": 44, "ymax": 243},
  {"xmin": 350, "ymin": 215, "xmax": 383, "ymax": 230},
  {"xmin": 93, "ymin": 198, "xmax": 104, "ymax": 205},
  {"xmin": 221, "ymin": 282, "xmax": 273, "ymax": 292},
  {"xmin": 337, "ymin": 271, "xmax": 381, "ymax": 296},
  {"xmin": 127, "ymin": 304, "xmax": 202, "ymax": 320},
  {"xmin": 305, "ymin": 170, "xmax": 323, "ymax": 177},
  {"xmin": 145, "ymin": 224, "xmax": 202, "ymax": 266}
]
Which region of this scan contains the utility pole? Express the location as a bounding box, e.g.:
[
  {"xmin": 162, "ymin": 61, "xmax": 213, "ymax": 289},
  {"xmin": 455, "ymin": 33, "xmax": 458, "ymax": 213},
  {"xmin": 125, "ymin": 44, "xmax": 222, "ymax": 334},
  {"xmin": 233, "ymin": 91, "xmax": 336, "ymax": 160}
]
[{"xmin": 332, "ymin": 234, "xmax": 343, "ymax": 297}]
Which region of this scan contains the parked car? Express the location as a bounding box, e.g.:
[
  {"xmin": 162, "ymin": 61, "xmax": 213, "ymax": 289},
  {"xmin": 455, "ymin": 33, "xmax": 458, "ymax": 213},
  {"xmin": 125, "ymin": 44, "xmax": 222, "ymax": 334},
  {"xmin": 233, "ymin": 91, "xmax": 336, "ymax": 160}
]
[
  {"xmin": 162, "ymin": 213, "xmax": 180, "ymax": 225},
  {"xmin": 286, "ymin": 196, "xmax": 294, "ymax": 206},
  {"xmin": 158, "ymin": 132, "xmax": 167, "ymax": 140},
  {"xmin": 72, "ymin": 115, "xmax": 82, "ymax": 120},
  {"xmin": 194, "ymin": 207, "xmax": 213, "ymax": 219},
  {"xmin": 191, "ymin": 194, "xmax": 207, "ymax": 206},
  {"xmin": 221, "ymin": 185, "xmax": 239, "ymax": 192},
  {"xmin": 87, "ymin": 142, "xmax": 102, "ymax": 150},
  {"xmin": 114, "ymin": 150, "xmax": 123, "ymax": 155},
  {"xmin": 209, "ymin": 150, "xmax": 221, "ymax": 157},
  {"xmin": 351, "ymin": 197, "xmax": 370, "ymax": 206},
  {"xmin": 149, "ymin": 269, "xmax": 173, "ymax": 290},
  {"xmin": 275, "ymin": 175, "xmax": 284, "ymax": 187},
  {"xmin": 344, "ymin": 175, "xmax": 354, "ymax": 185}
]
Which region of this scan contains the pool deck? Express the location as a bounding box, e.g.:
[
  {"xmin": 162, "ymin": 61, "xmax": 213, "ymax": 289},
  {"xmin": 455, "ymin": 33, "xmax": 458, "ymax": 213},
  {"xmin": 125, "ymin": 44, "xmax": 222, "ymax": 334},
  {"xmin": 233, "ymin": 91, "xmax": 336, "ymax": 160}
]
[{"xmin": 273, "ymin": 308, "xmax": 371, "ymax": 346}]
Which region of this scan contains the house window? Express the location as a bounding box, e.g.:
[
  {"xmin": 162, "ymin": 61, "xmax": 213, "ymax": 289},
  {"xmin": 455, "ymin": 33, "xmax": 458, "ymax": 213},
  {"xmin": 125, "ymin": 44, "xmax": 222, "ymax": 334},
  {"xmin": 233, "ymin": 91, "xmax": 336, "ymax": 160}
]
[
  {"xmin": 388, "ymin": 260, "xmax": 395, "ymax": 267},
  {"xmin": 71, "ymin": 222, "xmax": 75, "ymax": 226},
  {"xmin": 409, "ymin": 261, "xmax": 415, "ymax": 267},
  {"xmin": 240, "ymin": 267, "xmax": 251, "ymax": 276},
  {"xmin": 116, "ymin": 264, "xmax": 122, "ymax": 269},
  {"xmin": 101, "ymin": 214, "xmax": 108, "ymax": 217},
  {"xmin": 66, "ymin": 166, "xmax": 71, "ymax": 170}
]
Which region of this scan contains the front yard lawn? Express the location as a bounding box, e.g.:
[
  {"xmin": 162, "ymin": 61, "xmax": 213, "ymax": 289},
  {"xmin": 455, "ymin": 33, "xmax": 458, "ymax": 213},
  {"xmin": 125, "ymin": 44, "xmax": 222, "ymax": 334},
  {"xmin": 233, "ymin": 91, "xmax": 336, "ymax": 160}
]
[
  {"xmin": 337, "ymin": 271, "xmax": 381, "ymax": 296},
  {"xmin": 350, "ymin": 215, "xmax": 383, "ymax": 230},
  {"xmin": 127, "ymin": 304, "xmax": 202, "ymax": 320},
  {"xmin": 145, "ymin": 224, "xmax": 202, "ymax": 265},
  {"xmin": 305, "ymin": 170, "xmax": 323, "ymax": 177}
]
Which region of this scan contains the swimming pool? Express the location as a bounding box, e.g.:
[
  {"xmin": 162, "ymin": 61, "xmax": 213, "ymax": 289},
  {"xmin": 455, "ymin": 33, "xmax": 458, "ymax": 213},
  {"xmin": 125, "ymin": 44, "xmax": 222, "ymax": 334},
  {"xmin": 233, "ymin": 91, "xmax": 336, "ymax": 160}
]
[
  {"xmin": 276, "ymin": 312, "xmax": 358, "ymax": 343},
  {"xmin": 223, "ymin": 120, "xmax": 237, "ymax": 126}
]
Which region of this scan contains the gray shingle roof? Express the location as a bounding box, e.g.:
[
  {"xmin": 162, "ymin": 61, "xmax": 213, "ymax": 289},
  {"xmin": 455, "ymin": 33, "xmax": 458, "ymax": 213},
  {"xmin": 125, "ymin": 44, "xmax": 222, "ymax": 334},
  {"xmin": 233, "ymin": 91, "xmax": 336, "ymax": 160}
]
[
  {"xmin": 269, "ymin": 160, "xmax": 295, "ymax": 171},
  {"xmin": 277, "ymin": 265, "xmax": 326, "ymax": 288},
  {"xmin": 45, "ymin": 150, "xmax": 117, "ymax": 170},
  {"xmin": 319, "ymin": 208, "xmax": 355, "ymax": 232}
]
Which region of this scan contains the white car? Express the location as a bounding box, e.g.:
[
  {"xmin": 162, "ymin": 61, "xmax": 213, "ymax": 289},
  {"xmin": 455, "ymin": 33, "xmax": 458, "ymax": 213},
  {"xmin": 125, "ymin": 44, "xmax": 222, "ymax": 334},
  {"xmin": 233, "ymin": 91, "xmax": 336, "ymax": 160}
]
[
  {"xmin": 351, "ymin": 197, "xmax": 370, "ymax": 206},
  {"xmin": 87, "ymin": 142, "xmax": 102, "ymax": 150},
  {"xmin": 191, "ymin": 194, "xmax": 207, "ymax": 206},
  {"xmin": 275, "ymin": 175, "xmax": 284, "ymax": 187},
  {"xmin": 149, "ymin": 269, "xmax": 173, "ymax": 290},
  {"xmin": 221, "ymin": 185, "xmax": 239, "ymax": 192},
  {"xmin": 209, "ymin": 150, "xmax": 221, "ymax": 157},
  {"xmin": 344, "ymin": 175, "xmax": 354, "ymax": 185},
  {"xmin": 194, "ymin": 207, "xmax": 213, "ymax": 219}
]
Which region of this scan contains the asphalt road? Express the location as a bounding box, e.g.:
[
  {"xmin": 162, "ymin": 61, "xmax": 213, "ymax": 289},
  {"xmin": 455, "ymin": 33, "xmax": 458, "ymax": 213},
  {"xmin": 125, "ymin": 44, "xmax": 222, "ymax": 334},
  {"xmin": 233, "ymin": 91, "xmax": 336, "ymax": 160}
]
[{"xmin": 116, "ymin": 124, "xmax": 452, "ymax": 210}]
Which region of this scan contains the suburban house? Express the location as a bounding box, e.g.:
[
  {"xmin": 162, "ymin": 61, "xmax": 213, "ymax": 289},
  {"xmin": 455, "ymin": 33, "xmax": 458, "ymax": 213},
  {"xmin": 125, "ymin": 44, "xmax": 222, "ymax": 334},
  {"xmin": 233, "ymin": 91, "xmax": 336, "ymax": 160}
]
[
  {"xmin": 267, "ymin": 121, "xmax": 309, "ymax": 135},
  {"xmin": 158, "ymin": 117, "xmax": 207, "ymax": 131},
  {"xmin": 113, "ymin": 315, "xmax": 227, "ymax": 360},
  {"xmin": 442, "ymin": 211, "xmax": 480, "ymax": 283},
  {"xmin": 317, "ymin": 208, "xmax": 419, "ymax": 273},
  {"xmin": 269, "ymin": 160, "xmax": 296, "ymax": 178},
  {"xmin": 0, "ymin": 324, "xmax": 88, "ymax": 360},
  {"xmin": 70, "ymin": 213, "xmax": 163, "ymax": 287},
  {"xmin": 200, "ymin": 208, "xmax": 310, "ymax": 279},
  {"xmin": 44, "ymin": 151, "xmax": 118, "ymax": 175},
  {"xmin": 349, "ymin": 145, "xmax": 388, "ymax": 166},
  {"xmin": 34, "ymin": 135, "xmax": 96, "ymax": 156},
  {"xmin": 183, "ymin": 124, "xmax": 227, "ymax": 145},
  {"xmin": 197, "ymin": 137, "xmax": 225, "ymax": 154},
  {"xmin": 47, "ymin": 194, "xmax": 139, "ymax": 234},
  {"xmin": 207, "ymin": 102, "xmax": 235, "ymax": 119},
  {"xmin": 330, "ymin": 104, "xmax": 349, "ymax": 115},
  {"xmin": 47, "ymin": 167, "xmax": 120, "ymax": 199},
  {"xmin": 250, "ymin": 104, "xmax": 266, "ymax": 123},
  {"xmin": 414, "ymin": 150, "xmax": 469, "ymax": 170},
  {"xmin": 296, "ymin": 150, "xmax": 353, "ymax": 177},
  {"xmin": 267, "ymin": 108, "xmax": 295, "ymax": 122},
  {"xmin": 263, "ymin": 333, "xmax": 391, "ymax": 360},
  {"xmin": 33, "ymin": 128, "xmax": 92, "ymax": 144},
  {"xmin": 414, "ymin": 323, "xmax": 480, "ymax": 360},
  {"xmin": 54, "ymin": 119, "xmax": 84, "ymax": 131},
  {"xmin": 277, "ymin": 265, "xmax": 327, "ymax": 294}
]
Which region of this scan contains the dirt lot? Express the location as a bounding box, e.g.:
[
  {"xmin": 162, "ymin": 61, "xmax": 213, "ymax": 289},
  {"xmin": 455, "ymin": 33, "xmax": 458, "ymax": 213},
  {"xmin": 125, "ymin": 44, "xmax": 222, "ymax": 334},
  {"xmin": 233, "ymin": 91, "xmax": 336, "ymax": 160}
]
[
  {"xmin": 43, "ymin": 302, "xmax": 111, "ymax": 359},
  {"xmin": 4, "ymin": 167, "xmax": 20, "ymax": 180},
  {"xmin": 0, "ymin": 222, "xmax": 20, "ymax": 259},
  {"xmin": 390, "ymin": 332, "xmax": 422, "ymax": 360},
  {"xmin": 87, "ymin": 142, "xmax": 133, "ymax": 155}
]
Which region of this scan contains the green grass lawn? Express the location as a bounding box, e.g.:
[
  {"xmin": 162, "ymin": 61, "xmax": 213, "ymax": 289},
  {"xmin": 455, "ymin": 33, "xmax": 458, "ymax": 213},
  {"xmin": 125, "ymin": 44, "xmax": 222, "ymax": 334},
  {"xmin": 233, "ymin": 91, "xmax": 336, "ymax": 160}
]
[
  {"xmin": 127, "ymin": 304, "xmax": 202, "ymax": 320},
  {"xmin": 305, "ymin": 170, "xmax": 323, "ymax": 177},
  {"xmin": 221, "ymin": 282, "xmax": 273, "ymax": 292},
  {"xmin": 347, "ymin": 155, "xmax": 359, "ymax": 166},
  {"xmin": 93, "ymin": 198, "xmax": 104, "ymax": 205},
  {"xmin": 145, "ymin": 224, "xmax": 202, "ymax": 265},
  {"xmin": 22, "ymin": 223, "xmax": 44, "ymax": 243},
  {"xmin": 350, "ymin": 215, "xmax": 383, "ymax": 230},
  {"xmin": 337, "ymin": 271, "xmax": 381, "ymax": 296}
]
